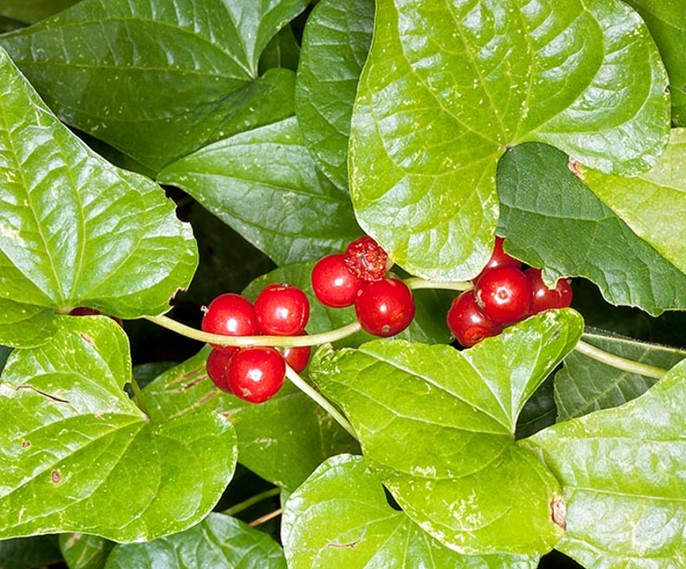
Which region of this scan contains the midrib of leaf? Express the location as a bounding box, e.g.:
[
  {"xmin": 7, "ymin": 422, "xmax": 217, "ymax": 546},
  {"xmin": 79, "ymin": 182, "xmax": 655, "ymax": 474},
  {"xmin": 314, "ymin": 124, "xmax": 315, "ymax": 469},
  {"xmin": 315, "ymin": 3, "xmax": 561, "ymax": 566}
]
[{"xmin": 567, "ymin": 486, "xmax": 686, "ymax": 503}]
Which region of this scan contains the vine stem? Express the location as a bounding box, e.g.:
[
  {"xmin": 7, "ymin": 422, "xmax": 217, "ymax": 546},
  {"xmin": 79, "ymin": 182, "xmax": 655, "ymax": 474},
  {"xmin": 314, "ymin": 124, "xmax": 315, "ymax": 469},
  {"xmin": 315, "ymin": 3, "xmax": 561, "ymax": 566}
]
[
  {"xmin": 222, "ymin": 487, "xmax": 281, "ymax": 517},
  {"xmin": 249, "ymin": 508, "xmax": 282, "ymax": 527},
  {"xmin": 285, "ymin": 364, "xmax": 358, "ymax": 440},
  {"xmin": 129, "ymin": 377, "xmax": 149, "ymax": 415},
  {"xmin": 574, "ymin": 339, "xmax": 668, "ymax": 380},
  {"xmin": 405, "ymin": 277, "xmax": 473, "ymax": 292}
]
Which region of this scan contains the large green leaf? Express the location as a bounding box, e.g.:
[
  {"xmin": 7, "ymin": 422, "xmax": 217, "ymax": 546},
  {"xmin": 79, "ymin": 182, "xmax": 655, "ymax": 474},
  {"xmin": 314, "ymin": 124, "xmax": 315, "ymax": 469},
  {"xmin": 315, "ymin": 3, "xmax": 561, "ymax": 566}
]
[
  {"xmin": 0, "ymin": 317, "xmax": 237, "ymax": 542},
  {"xmin": 60, "ymin": 533, "xmax": 114, "ymax": 569},
  {"xmin": 0, "ymin": 47, "xmax": 197, "ymax": 348},
  {"xmin": 555, "ymin": 329, "xmax": 686, "ymax": 420},
  {"xmin": 0, "ymin": 0, "xmax": 78, "ymax": 23},
  {"xmin": 0, "ymin": 0, "xmax": 307, "ymax": 170},
  {"xmin": 349, "ymin": 0, "xmax": 670, "ymax": 280},
  {"xmin": 159, "ymin": 118, "xmax": 361, "ymax": 266},
  {"xmin": 525, "ymin": 358, "xmax": 686, "ymax": 568},
  {"xmin": 497, "ymin": 142, "xmax": 686, "ymax": 316},
  {"xmin": 143, "ymin": 347, "xmax": 357, "ymax": 491},
  {"xmin": 310, "ymin": 310, "xmax": 584, "ymax": 555},
  {"xmin": 579, "ymin": 128, "xmax": 686, "ymax": 278},
  {"xmin": 295, "ymin": 0, "xmax": 374, "ymax": 190},
  {"xmin": 623, "ymin": 0, "xmax": 686, "ymax": 125},
  {"xmin": 104, "ymin": 514, "xmax": 286, "ymax": 569},
  {"xmin": 283, "ymin": 454, "xmax": 538, "ymax": 569},
  {"xmin": 0, "ymin": 536, "xmax": 62, "ymax": 569}
]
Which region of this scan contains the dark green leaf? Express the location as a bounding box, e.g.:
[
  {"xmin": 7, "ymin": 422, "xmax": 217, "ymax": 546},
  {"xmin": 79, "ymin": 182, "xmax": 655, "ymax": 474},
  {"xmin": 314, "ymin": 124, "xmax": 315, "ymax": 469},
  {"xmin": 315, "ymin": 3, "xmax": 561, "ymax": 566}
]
[
  {"xmin": 0, "ymin": 0, "xmax": 78, "ymax": 23},
  {"xmin": 0, "ymin": 48, "xmax": 197, "ymax": 348},
  {"xmin": 497, "ymin": 142, "xmax": 686, "ymax": 316},
  {"xmin": 350, "ymin": 0, "xmax": 670, "ymax": 280},
  {"xmin": 159, "ymin": 119, "xmax": 361, "ymax": 266},
  {"xmin": 515, "ymin": 376, "xmax": 556, "ymax": 440},
  {"xmin": 0, "ymin": 535, "xmax": 62, "ymax": 569},
  {"xmin": 525, "ymin": 358, "xmax": 686, "ymax": 568},
  {"xmin": 259, "ymin": 25, "xmax": 300, "ymax": 74},
  {"xmin": 283, "ymin": 454, "xmax": 539, "ymax": 569},
  {"xmin": 60, "ymin": 533, "xmax": 114, "ymax": 569},
  {"xmin": 0, "ymin": 0, "xmax": 307, "ymax": 170},
  {"xmin": 0, "ymin": 317, "xmax": 237, "ymax": 542},
  {"xmin": 555, "ymin": 329, "xmax": 686, "ymax": 420},
  {"xmin": 311, "ymin": 310, "xmax": 584, "ymax": 555},
  {"xmin": 295, "ymin": 0, "xmax": 373, "ymax": 190},
  {"xmin": 104, "ymin": 514, "xmax": 285, "ymax": 569}
]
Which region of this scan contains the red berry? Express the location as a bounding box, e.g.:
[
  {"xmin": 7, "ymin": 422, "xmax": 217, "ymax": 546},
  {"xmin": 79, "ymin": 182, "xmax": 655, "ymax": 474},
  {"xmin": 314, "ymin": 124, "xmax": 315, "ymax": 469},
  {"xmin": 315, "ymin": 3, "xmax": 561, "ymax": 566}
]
[
  {"xmin": 525, "ymin": 268, "xmax": 573, "ymax": 314},
  {"xmin": 255, "ymin": 283, "xmax": 310, "ymax": 336},
  {"xmin": 202, "ymin": 293, "xmax": 259, "ymax": 354},
  {"xmin": 282, "ymin": 344, "xmax": 312, "ymax": 373},
  {"xmin": 312, "ymin": 254, "xmax": 365, "ymax": 308},
  {"xmin": 206, "ymin": 349, "xmax": 233, "ymax": 393},
  {"xmin": 447, "ymin": 290, "xmax": 502, "ymax": 348},
  {"xmin": 476, "ymin": 237, "xmax": 521, "ymax": 280},
  {"xmin": 475, "ymin": 266, "xmax": 531, "ymax": 325},
  {"xmin": 354, "ymin": 278, "xmax": 415, "ymax": 337},
  {"xmin": 344, "ymin": 236, "xmax": 388, "ymax": 282},
  {"xmin": 228, "ymin": 347, "xmax": 286, "ymax": 403}
]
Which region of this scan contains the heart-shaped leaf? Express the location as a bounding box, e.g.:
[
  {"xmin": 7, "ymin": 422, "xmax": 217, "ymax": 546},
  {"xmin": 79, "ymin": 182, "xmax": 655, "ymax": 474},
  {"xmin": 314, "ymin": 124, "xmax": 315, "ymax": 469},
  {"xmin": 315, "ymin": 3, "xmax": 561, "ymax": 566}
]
[
  {"xmin": 0, "ymin": 0, "xmax": 307, "ymax": 170},
  {"xmin": 349, "ymin": 0, "xmax": 670, "ymax": 280},
  {"xmin": 104, "ymin": 514, "xmax": 286, "ymax": 569},
  {"xmin": 310, "ymin": 310, "xmax": 584, "ymax": 555},
  {"xmin": 295, "ymin": 0, "xmax": 374, "ymax": 190},
  {"xmin": 497, "ymin": 142, "xmax": 686, "ymax": 316},
  {"xmin": 60, "ymin": 533, "xmax": 113, "ymax": 569},
  {"xmin": 0, "ymin": 48, "xmax": 197, "ymax": 348},
  {"xmin": 524, "ymin": 358, "xmax": 686, "ymax": 568},
  {"xmin": 0, "ymin": 317, "xmax": 237, "ymax": 542},
  {"xmin": 158, "ymin": 118, "xmax": 361, "ymax": 266},
  {"xmin": 283, "ymin": 454, "xmax": 539, "ymax": 569}
]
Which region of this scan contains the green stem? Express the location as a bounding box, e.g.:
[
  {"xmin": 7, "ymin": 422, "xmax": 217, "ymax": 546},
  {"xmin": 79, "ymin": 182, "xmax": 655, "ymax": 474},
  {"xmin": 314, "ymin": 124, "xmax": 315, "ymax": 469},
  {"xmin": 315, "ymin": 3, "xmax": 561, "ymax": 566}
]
[
  {"xmin": 144, "ymin": 315, "xmax": 361, "ymax": 348},
  {"xmin": 285, "ymin": 364, "xmax": 358, "ymax": 440},
  {"xmin": 574, "ymin": 339, "xmax": 668, "ymax": 380},
  {"xmin": 405, "ymin": 277, "xmax": 473, "ymax": 292},
  {"xmin": 222, "ymin": 487, "xmax": 281, "ymax": 517},
  {"xmin": 129, "ymin": 377, "xmax": 149, "ymax": 415}
]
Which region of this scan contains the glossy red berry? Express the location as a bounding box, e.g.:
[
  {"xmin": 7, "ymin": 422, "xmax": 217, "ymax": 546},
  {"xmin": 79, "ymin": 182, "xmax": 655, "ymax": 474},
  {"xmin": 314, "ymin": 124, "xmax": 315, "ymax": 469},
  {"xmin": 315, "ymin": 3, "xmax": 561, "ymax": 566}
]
[
  {"xmin": 312, "ymin": 253, "xmax": 365, "ymax": 308},
  {"xmin": 202, "ymin": 293, "xmax": 258, "ymax": 355},
  {"xmin": 206, "ymin": 349, "xmax": 234, "ymax": 393},
  {"xmin": 282, "ymin": 344, "xmax": 312, "ymax": 373},
  {"xmin": 344, "ymin": 236, "xmax": 388, "ymax": 282},
  {"xmin": 354, "ymin": 278, "xmax": 415, "ymax": 337},
  {"xmin": 447, "ymin": 290, "xmax": 502, "ymax": 348},
  {"xmin": 476, "ymin": 237, "xmax": 521, "ymax": 280},
  {"xmin": 525, "ymin": 268, "xmax": 573, "ymax": 314},
  {"xmin": 228, "ymin": 347, "xmax": 286, "ymax": 403},
  {"xmin": 475, "ymin": 266, "xmax": 531, "ymax": 325},
  {"xmin": 254, "ymin": 283, "xmax": 310, "ymax": 336}
]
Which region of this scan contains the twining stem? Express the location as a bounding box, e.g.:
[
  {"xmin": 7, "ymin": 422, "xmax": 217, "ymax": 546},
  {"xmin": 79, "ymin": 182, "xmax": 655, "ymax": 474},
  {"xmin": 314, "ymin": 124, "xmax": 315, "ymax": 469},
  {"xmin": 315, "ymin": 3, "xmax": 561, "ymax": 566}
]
[
  {"xmin": 285, "ymin": 364, "xmax": 358, "ymax": 440},
  {"xmin": 574, "ymin": 339, "xmax": 668, "ymax": 380},
  {"xmin": 249, "ymin": 508, "xmax": 282, "ymax": 527},
  {"xmin": 405, "ymin": 277, "xmax": 473, "ymax": 292},
  {"xmin": 129, "ymin": 376, "xmax": 149, "ymax": 415},
  {"xmin": 222, "ymin": 487, "xmax": 281, "ymax": 517}
]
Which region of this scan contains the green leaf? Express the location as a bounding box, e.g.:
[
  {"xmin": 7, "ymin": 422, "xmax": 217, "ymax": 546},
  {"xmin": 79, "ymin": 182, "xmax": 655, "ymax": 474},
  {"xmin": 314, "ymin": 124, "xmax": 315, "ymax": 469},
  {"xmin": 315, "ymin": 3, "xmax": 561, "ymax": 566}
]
[
  {"xmin": 283, "ymin": 454, "xmax": 539, "ymax": 569},
  {"xmin": 497, "ymin": 142, "xmax": 686, "ymax": 316},
  {"xmin": 579, "ymin": 128, "xmax": 686, "ymax": 278},
  {"xmin": 516, "ymin": 377, "xmax": 556, "ymax": 440},
  {"xmin": 623, "ymin": 0, "xmax": 686, "ymax": 125},
  {"xmin": 60, "ymin": 533, "xmax": 114, "ymax": 569},
  {"xmin": 259, "ymin": 25, "xmax": 300, "ymax": 75},
  {"xmin": 0, "ymin": 47, "xmax": 197, "ymax": 348},
  {"xmin": 0, "ymin": 536, "xmax": 62, "ymax": 569},
  {"xmin": 104, "ymin": 514, "xmax": 285, "ymax": 569},
  {"xmin": 524, "ymin": 358, "xmax": 686, "ymax": 568},
  {"xmin": 159, "ymin": 119, "xmax": 361, "ymax": 266},
  {"xmin": 555, "ymin": 329, "xmax": 686, "ymax": 420},
  {"xmin": 142, "ymin": 347, "xmax": 357, "ymax": 491},
  {"xmin": 0, "ymin": 0, "xmax": 307, "ymax": 170},
  {"xmin": 295, "ymin": 0, "xmax": 373, "ymax": 190},
  {"xmin": 0, "ymin": 317, "xmax": 237, "ymax": 542},
  {"xmin": 349, "ymin": 0, "xmax": 670, "ymax": 280},
  {"xmin": 0, "ymin": 0, "xmax": 77, "ymax": 23},
  {"xmin": 310, "ymin": 310, "xmax": 585, "ymax": 555}
]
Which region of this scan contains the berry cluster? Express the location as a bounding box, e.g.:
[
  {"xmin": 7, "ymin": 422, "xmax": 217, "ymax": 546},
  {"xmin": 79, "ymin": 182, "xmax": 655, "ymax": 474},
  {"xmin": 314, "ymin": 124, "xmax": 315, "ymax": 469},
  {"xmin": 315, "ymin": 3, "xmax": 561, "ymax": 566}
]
[
  {"xmin": 312, "ymin": 236, "xmax": 415, "ymax": 337},
  {"xmin": 202, "ymin": 285, "xmax": 311, "ymax": 403},
  {"xmin": 447, "ymin": 238, "xmax": 573, "ymax": 348}
]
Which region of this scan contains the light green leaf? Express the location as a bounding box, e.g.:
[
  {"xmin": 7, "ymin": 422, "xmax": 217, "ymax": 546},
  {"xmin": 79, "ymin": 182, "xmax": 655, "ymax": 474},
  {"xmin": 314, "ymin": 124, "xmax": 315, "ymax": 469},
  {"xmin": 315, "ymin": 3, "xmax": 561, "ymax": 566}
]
[
  {"xmin": 555, "ymin": 329, "xmax": 686, "ymax": 420},
  {"xmin": 0, "ymin": 536, "xmax": 62, "ymax": 569},
  {"xmin": 310, "ymin": 310, "xmax": 585, "ymax": 555},
  {"xmin": 0, "ymin": 0, "xmax": 78, "ymax": 23},
  {"xmin": 143, "ymin": 347, "xmax": 357, "ymax": 491},
  {"xmin": 579, "ymin": 128, "xmax": 686, "ymax": 278},
  {"xmin": 283, "ymin": 454, "xmax": 539, "ymax": 569},
  {"xmin": 159, "ymin": 119, "xmax": 361, "ymax": 266},
  {"xmin": 524, "ymin": 358, "xmax": 686, "ymax": 568},
  {"xmin": 295, "ymin": 0, "xmax": 373, "ymax": 190},
  {"xmin": 60, "ymin": 533, "xmax": 114, "ymax": 569},
  {"xmin": 0, "ymin": 0, "xmax": 307, "ymax": 170},
  {"xmin": 0, "ymin": 317, "xmax": 237, "ymax": 542},
  {"xmin": 104, "ymin": 514, "xmax": 285, "ymax": 569},
  {"xmin": 497, "ymin": 142, "xmax": 686, "ymax": 316},
  {"xmin": 350, "ymin": 0, "xmax": 670, "ymax": 280},
  {"xmin": 0, "ymin": 47, "xmax": 197, "ymax": 348}
]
